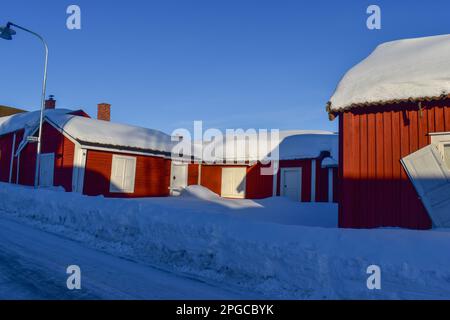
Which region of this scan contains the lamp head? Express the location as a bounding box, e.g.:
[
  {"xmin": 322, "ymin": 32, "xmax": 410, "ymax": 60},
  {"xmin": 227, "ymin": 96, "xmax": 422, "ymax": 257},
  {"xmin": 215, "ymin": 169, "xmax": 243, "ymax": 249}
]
[{"xmin": 0, "ymin": 24, "xmax": 16, "ymax": 40}]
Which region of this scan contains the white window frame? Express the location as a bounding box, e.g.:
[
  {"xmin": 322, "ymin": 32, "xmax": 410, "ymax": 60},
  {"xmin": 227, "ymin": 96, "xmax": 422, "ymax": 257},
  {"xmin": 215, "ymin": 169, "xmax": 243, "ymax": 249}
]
[
  {"xmin": 430, "ymin": 132, "xmax": 450, "ymax": 170},
  {"xmin": 110, "ymin": 155, "xmax": 137, "ymax": 193}
]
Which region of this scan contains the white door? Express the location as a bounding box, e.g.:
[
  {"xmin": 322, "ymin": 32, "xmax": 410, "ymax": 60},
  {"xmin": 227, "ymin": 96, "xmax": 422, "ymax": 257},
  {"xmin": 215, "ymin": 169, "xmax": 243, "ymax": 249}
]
[
  {"xmin": 39, "ymin": 153, "xmax": 55, "ymax": 187},
  {"xmin": 72, "ymin": 147, "xmax": 87, "ymax": 193},
  {"xmin": 110, "ymin": 155, "xmax": 137, "ymax": 193},
  {"xmin": 401, "ymin": 144, "xmax": 450, "ymax": 227},
  {"xmin": 170, "ymin": 163, "xmax": 188, "ymax": 196},
  {"xmin": 221, "ymin": 167, "xmax": 246, "ymax": 198},
  {"xmin": 281, "ymin": 168, "xmax": 302, "ymax": 201}
]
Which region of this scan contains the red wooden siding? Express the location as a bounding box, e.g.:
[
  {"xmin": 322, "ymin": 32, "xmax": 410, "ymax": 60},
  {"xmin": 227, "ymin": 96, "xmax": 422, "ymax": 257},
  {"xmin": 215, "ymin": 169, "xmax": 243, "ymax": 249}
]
[
  {"xmin": 15, "ymin": 123, "xmax": 75, "ymax": 190},
  {"xmin": 333, "ymin": 167, "xmax": 338, "ymax": 203},
  {"xmin": 315, "ymin": 159, "xmax": 329, "ymax": 202},
  {"xmin": 18, "ymin": 141, "xmax": 37, "ymax": 186},
  {"xmin": 0, "ymin": 133, "xmax": 14, "ymax": 182},
  {"xmin": 245, "ymin": 162, "xmax": 273, "ymax": 199},
  {"xmin": 199, "ymin": 160, "xmax": 337, "ymax": 201},
  {"xmin": 276, "ymin": 159, "xmax": 335, "ymax": 202},
  {"xmin": 41, "ymin": 123, "xmax": 75, "ymax": 191},
  {"xmin": 69, "ymin": 110, "xmax": 91, "ymax": 118},
  {"xmin": 199, "ymin": 165, "xmax": 223, "ymax": 195},
  {"xmin": 200, "ymin": 163, "xmax": 273, "ymax": 198},
  {"xmin": 277, "ymin": 160, "xmax": 312, "ymax": 202},
  {"xmin": 187, "ymin": 163, "xmax": 199, "ymax": 185},
  {"xmin": 338, "ymin": 101, "xmax": 450, "ymax": 229},
  {"xmin": 10, "ymin": 130, "xmax": 24, "ymax": 184},
  {"xmin": 83, "ymin": 150, "xmax": 171, "ymax": 198}
]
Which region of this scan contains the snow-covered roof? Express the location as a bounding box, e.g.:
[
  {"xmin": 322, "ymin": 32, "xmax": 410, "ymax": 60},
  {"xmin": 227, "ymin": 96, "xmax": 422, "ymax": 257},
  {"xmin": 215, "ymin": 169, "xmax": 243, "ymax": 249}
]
[
  {"xmin": 0, "ymin": 109, "xmax": 72, "ymax": 137},
  {"xmin": 47, "ymin": 113, "xmax": 174, "ymax": 154},
  {"xmin": 321, "ymin": 156, "xmax": 338, "ymax": 168},
  {"xmin": 328, "ymin": 34, "xmax": 450, "ymax": 116},
  {"xmin": 279, "ymin": 133, "xmax": 338, "ymax": 161},
  {"xmin": 196, "ymin": 130, "xmax": 338, "ymax": 162}
]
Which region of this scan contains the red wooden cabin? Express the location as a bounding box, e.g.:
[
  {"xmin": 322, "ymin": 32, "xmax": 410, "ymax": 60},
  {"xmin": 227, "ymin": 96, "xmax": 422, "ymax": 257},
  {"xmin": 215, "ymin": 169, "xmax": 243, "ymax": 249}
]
[
  {"xmin": 191, "ymin": 132, "xmax": 339, "ymax": 202},
  {"xmin": 0, "ymin": 100, "xmax": 174, "ymax": 198},
  {"xmin": 328, "ymin": 34, "xmax": 450, "ymax": 229}
]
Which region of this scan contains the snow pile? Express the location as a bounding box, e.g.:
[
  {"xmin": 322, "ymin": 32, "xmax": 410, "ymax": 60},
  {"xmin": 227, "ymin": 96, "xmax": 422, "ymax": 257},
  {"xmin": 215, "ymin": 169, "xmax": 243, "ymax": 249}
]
[
  {"xmin": 0, "ymin": 183, "xmax": 449, "ymax": 299},
  {"xmin": 179, "ymin": 185, "xmax": 336, "ymax": 225},
  {"xmin": 47, "ymin": 113, "xmax": 174, "ymax": 154},
  {"xmin": 180, "ymin": 184, "xmax": 222, "ymax": 201},
  {"xmin": 179, "ymin": 185, "xmax": 263, "ymax": 210},
  {"xmin": 329, "ymin": 34, "xmax": 450, "ymax": 111}
]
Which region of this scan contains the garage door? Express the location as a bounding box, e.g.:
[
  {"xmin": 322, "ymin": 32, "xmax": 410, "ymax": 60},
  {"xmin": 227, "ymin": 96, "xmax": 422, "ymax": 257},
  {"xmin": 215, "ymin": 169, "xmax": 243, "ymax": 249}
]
[
  {"xmin": 401, "ymin": 144, "xmax": 450, "ymax": 227},
  {"xmin": 221, "ymin": 167, "xmax": 246, "ymax": 198}
]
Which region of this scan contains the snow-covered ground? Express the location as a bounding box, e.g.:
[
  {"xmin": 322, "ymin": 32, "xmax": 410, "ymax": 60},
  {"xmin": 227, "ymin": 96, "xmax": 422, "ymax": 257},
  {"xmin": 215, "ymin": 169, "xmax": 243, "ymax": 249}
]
[
  {"xmin": 0, "ymin": 183, "xmax": 449, "ymax": 299},
  {"xmin": 0, "ymin": 216, "xmax": 252, "ymax": 299}
]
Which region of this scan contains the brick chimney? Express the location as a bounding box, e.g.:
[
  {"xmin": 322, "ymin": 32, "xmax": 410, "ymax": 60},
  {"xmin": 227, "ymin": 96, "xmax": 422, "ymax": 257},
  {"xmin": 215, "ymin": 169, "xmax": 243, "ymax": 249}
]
[
  {"xmin": 45, "ymin": 95, "xmax": 56, "ymax": 109},
  {"xmin": 97, "ymin": 103, "xmax": 111, "ymax": 121}
]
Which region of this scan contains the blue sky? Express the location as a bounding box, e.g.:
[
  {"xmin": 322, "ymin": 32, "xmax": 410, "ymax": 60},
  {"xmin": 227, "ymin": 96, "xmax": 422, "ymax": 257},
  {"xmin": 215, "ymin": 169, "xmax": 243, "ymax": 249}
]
[{"xmin": 1, "ymin": 0, "xmax": 450, "ymax": 134}]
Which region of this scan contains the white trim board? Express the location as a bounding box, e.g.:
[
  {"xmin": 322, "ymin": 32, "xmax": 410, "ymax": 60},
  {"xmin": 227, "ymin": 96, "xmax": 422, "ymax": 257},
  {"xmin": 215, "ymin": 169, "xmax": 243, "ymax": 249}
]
[{"xmin": 311, "ymin": 159, "xmax": 316, "ymax": 202}]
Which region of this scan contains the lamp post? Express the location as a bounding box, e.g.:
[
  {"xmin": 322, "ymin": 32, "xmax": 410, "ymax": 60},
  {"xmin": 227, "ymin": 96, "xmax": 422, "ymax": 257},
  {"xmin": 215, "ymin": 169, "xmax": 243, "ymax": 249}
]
[{"xmin": 0, "ymin": 22, "xmax": 48, "ymax": 188}]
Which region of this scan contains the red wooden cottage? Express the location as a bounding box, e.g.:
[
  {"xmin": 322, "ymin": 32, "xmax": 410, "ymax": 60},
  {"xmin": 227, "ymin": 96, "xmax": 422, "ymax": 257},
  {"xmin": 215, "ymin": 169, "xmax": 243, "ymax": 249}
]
[
  {"xmin": 0, "ymin": 99, "xmax": 175, "ymax": 198},
  {"xmin": 0, "ymin": 99, "xmax": 338, "ymax": 203},
  {"xmin": 185, "ymin": 131, "xmax": 338, "ymax": 202},
  {"xmin": 327, "ymin": 34, "xmax": 450, "ymax": 229}
]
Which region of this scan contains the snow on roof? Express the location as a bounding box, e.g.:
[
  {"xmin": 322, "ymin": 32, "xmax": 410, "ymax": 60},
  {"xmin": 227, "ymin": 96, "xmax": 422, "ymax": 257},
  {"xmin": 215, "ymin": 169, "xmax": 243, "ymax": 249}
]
[
  {"xmin": 47, "ymin": 113, "xmax": 174, "ymax": 154},
  {"xmin": 278, "ymin": 133, "xmax": 338, "ymax": 161},
  {"xmin": 321, "ymin": 156, "xmax": 338, "ymax": 168},
  {"xmin": 0, "ymin": 109, "xmax": 72, "ymax": 137},
  {"xmin": 197, "ymin": 130, "xmax": 338, "ymax": 162},
  {"xmin": 328, "ymin": 34, "xmax": 450, "ymax": 114},
  {"xmin": 1, "ymin": 109, "xmax": 337, "ymax": 161}
]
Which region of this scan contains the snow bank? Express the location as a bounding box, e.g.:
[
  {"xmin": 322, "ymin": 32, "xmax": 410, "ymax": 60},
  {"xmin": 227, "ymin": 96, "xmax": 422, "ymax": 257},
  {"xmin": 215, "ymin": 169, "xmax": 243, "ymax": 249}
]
[
  {"xmin": 180, "ymin": 185, "xmax": 222, "ymax": 201},
  {"xmin": 0, "ymin": 183, "xmax": 449, "ymax": 299},
  {"xmin": 329, "ymin": 34, "xmax": 450, "ymax": 111}
]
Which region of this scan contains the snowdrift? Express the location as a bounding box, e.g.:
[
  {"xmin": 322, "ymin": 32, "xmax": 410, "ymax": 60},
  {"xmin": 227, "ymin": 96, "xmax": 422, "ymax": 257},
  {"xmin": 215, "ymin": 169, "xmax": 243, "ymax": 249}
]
[{"xmin": 0, "ymin": 183, "xmax": 449, "ymax": 299}]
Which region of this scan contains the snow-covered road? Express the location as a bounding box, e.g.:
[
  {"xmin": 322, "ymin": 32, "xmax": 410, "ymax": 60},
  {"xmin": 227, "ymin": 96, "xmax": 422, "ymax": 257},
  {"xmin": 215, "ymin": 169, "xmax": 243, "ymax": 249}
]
[{"xmin": 0, "ymin": 216, "xmax": 251, "ymax": 300}]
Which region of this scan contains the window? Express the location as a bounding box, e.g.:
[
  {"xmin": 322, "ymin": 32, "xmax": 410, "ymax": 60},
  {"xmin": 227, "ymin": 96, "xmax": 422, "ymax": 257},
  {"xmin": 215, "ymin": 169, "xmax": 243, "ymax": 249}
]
[
  {"xmin": 430, "ymin": 133, "xmax": 450, "ymax": 171},
  {"xmin": 110, "ymin": 155, "xmax": 136, "ymax": 193},
  {"xmin": 444, "ymin": 144, "xmax": 450, "ymax": 170}
]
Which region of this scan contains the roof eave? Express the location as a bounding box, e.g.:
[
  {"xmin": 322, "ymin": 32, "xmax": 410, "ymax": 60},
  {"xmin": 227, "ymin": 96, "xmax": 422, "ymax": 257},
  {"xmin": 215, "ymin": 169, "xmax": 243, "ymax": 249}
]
[{"xmin": 326, "ymin": 93, "xmax": 450, "ymax": 120}]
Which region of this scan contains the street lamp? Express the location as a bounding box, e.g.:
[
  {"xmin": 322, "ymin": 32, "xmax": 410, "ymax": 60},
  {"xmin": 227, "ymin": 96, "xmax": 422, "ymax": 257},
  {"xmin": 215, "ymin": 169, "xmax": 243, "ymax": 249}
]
[{"xmin": 0, "ymin": 22, "xmax": 48, "ymax": 188}]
